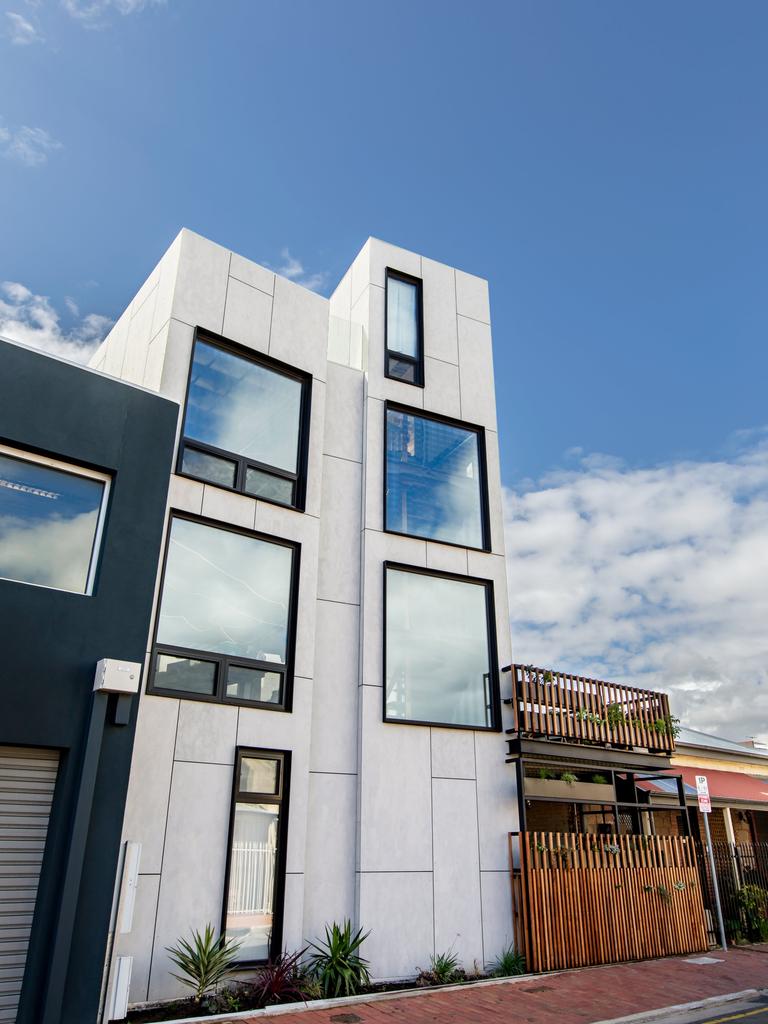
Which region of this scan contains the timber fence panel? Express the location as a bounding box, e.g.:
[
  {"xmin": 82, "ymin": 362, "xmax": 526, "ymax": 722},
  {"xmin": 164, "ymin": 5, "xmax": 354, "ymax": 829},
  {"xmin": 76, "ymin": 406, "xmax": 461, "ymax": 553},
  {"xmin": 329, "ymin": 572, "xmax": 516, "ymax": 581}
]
[{"xmin": 510, "ymin": 831, "xmax": 709, "ymax": 972}]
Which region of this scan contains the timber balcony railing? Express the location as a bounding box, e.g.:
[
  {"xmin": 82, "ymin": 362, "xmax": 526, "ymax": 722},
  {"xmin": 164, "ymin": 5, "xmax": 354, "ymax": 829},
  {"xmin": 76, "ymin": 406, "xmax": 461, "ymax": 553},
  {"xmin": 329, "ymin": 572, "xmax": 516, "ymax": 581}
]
[{"xmin": 508, "ymin": 664, "xmax": 677, "ymax": 754}]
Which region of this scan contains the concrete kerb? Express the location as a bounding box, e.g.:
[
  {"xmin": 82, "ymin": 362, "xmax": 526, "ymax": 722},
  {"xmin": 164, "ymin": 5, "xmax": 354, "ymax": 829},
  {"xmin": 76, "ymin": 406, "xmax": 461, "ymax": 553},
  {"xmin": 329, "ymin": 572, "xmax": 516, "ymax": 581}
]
[
  {"xmin": 590, "ymin": 989, "xmax": 765, "ymax": 1024},
  {"xmin": 147, "ymin": 970, "xmax": 548, "ymax": 1024}
]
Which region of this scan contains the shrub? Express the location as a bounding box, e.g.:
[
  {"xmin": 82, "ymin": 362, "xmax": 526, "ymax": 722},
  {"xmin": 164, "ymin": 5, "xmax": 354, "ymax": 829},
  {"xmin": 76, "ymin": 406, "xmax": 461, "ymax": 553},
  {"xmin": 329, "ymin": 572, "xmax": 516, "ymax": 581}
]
[
  {"xmin": 737, "ymin": 885, "xmax": 768, "ymax": 942},
  {"xmin": 560, "ymin": 772, "xmax": 577, "ymax": 785},
  {"xmin": 307, "ymin": 920, "xmax": 371, "ymax": 998},
  {"xmin": 590, "ymin": 773, "xmax": 608, "ymax": 785},
  {"xmin": 165, "ymin": 923, "xmax": 241, "ymax": 1002},
  {"xmin": 249, "ymin": 948, "xmax": 307, "ymax": 1007},
  {"xmin": 417, "ymin": 949, "xmax": 463, "ymax": 986},
  {"xmin": 490, "ymin": 945, "xmax": 526, "ymax": 977}
]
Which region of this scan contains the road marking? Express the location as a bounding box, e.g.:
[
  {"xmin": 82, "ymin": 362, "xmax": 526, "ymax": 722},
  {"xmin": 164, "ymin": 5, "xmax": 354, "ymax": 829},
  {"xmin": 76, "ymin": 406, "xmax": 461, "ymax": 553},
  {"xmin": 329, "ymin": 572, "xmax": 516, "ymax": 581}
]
[{"xmin": 703, "ymin": 1008, "xmax": 768, "ymax": 1024}]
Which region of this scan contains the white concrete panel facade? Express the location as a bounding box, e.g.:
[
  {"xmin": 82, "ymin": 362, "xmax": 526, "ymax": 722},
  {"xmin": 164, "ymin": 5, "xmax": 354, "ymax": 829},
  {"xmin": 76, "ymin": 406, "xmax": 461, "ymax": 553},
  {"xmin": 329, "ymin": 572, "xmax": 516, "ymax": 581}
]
[{"xmin": 94, "ymin": 230, "xmax": 517, "ymax": 1005}]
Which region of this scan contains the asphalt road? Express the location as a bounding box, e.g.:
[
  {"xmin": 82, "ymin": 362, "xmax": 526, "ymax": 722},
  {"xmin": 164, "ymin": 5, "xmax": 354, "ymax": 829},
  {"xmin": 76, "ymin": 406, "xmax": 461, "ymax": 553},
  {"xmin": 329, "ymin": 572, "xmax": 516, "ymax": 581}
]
[{"xmin": 644, "ymin": 995, "xmax": 768, "ymax": 1024}]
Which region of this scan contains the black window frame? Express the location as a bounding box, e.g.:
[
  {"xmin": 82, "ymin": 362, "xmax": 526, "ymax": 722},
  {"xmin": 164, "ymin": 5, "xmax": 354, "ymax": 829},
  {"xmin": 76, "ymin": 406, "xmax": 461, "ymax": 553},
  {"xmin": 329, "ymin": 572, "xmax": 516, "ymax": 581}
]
[
  {"xmin": 221, "ymin": 747, "xmax": 291, "ymax": 966},
  {"xmin": 384, "ymin": 269, "xmax": 424, "ymax": 388},
  {"xmin": 147, "ymin": 512, "xmax": 301, "ymax": 712},
  {"xmin": 382, "ymin": 561, "xmax": 502, "ymax": 732},
  {"xmin": 177, "ymin": 328, "xmax": 313, "ymax": 513},
  {"xmin": 383, "ymin": 402, "xmax": 492, "ymax": 553}
]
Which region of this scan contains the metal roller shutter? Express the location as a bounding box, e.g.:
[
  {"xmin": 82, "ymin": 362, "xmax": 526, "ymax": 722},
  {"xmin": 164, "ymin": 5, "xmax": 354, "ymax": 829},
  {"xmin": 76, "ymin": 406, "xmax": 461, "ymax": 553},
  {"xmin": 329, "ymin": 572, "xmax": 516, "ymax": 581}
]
[{"xmin": 0, "ymin": 747, "xmax": 59, "ymax": 1024}]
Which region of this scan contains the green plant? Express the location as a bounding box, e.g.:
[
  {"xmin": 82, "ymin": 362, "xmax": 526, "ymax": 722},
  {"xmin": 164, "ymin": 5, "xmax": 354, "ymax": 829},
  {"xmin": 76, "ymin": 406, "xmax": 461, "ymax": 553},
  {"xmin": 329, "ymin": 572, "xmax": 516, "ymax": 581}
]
[
  {"xmin": 490, "ymin": 944, "xmax": 526, "ymax": 977},
  {"xmin": 656, "ymin": 885, "xmax": 672, "ymax": 906},
  {"xmin": 165, "ymin": 923, "xmax": 242, "ymax": 1002},
  {"xmin": 250, "ymin": 948, "xmax": 307, "ymax": 1007},
  {"xmin": 560, "ymin": 771, "xmax": 577, "ymax": 785},
  {"xmin": 590, "ymin": 773, "xmax": 608, "ymax": 785},
  {"xmin": 537, "ymin": 766, "xmax": 555, "ymax": 780},
  {"xmin": 605, "ymin": 703, "xmax": 627, "ymax": 729},
  {"xmin": 652, "ymin": 715, "xmax": 681, "ymax": 738},
  {"xmin": 737, "ymin": 885, "xmax": 768, "ymax": 942},
  {"xmin": 307, "ymin": 920, "xmax": 371, "ymax": 998},
  {"xmin": 417, "ymin": 949, "xmax": 463, "ymax": 986}
]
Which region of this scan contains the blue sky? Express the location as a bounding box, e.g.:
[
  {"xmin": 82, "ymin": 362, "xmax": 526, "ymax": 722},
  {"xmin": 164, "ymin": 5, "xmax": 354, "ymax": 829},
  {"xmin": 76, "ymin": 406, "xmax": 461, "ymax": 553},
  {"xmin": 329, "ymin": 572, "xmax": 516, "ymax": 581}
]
[{"xmin": 1, "ymin": 0, "xmax": 767, "ymax": 737}]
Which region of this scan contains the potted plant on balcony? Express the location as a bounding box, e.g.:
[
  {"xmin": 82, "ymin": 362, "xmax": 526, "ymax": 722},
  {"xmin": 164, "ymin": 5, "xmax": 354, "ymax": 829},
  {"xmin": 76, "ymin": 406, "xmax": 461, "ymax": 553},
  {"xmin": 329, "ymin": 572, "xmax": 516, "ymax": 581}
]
[{"xmin": 525, "ymin": 769, "xmax": 616, "ymax": 803}]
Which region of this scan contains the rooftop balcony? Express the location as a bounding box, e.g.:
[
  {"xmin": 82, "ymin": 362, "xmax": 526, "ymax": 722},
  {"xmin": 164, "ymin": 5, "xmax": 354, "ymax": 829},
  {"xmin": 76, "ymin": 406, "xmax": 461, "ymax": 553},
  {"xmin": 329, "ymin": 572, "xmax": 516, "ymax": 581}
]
[{"xmin": 506, "ymin": 664, "xmax": 677, "ymax": 755}]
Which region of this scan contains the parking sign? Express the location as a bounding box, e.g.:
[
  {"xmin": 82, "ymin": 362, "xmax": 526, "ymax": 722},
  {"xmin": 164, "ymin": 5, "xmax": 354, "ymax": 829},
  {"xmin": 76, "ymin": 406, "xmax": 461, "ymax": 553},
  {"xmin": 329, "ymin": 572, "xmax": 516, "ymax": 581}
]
[{"xmin": 696, "ymin": 774, "xmax": 711, "ymax": 813}]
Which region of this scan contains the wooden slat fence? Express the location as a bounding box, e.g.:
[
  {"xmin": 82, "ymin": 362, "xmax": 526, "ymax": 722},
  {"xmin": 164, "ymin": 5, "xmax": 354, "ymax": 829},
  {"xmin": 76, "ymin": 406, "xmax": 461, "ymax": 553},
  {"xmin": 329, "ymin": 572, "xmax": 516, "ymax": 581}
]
[
  {"xmin": 510, "ymin": 830, "xmax": 708, "ymax": 972},
  {"xmin": 510, "ymin": 665, "xmax": 676, "ymax": 753}
]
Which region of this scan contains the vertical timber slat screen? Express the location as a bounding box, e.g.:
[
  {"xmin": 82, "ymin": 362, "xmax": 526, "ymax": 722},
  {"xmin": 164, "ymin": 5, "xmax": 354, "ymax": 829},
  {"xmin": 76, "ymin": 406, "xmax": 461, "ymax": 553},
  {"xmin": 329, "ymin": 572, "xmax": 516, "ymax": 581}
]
[
  {"xmin": 510, "ymin": 831, "xmax": 708, "ymax": 972},
  {"xmin": 510, "ymin": 665, "xmax": 676, "ymax": 753}
]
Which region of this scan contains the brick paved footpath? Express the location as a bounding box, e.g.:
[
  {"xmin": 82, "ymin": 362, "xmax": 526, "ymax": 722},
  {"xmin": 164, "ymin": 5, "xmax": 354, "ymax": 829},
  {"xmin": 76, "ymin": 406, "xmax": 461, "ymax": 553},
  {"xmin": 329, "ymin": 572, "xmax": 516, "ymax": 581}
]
[{"xmin": 238, "ymin": 947, "xmax": 768, "ymax": 1024}]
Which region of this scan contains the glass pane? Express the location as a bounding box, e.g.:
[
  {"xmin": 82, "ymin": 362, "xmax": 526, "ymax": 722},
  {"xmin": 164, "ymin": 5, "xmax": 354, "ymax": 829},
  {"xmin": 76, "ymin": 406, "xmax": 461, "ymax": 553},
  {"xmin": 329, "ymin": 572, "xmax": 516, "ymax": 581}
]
[
  {"xmin": 0, "ymin": 453, "xmax": 105, "ymax": 594},
  {"xmin": 386, "ymin": 410, "xmax": 485, "ymax": 548},
  {"xmin": 155, "ymin": 653, "xmax": 216, "ymax": 695},
  {"xmin": 386, "ymin": 276, "xmax": 419, "ymax": 357},
  {"xmin": 244, "ymin": 468, "xmax": 294, "ymax": 506},
  {"xmin": 239, "ymin": 757, "xmax": 279, "ymax": 795},
  {"xmin": 385, "ymin": 569, "xmax": 493, "ymax": 728},
  {"xmin": 386, "ymin": 355, "xmax": 417, "ymax": 383},
  {"xmin": 184, "ymin": 341, "xmax": 302, "ymax": 474},
  {"xmin": 225, "ymin": 802, "xmax": 279, "ymax": 961},
  {"xmin": 227, "ymin": 665, "xmax": 282, "ymax": 705},
  {"xmin": 181, "ymin": 446, "xmax": 237, "ymax": 488},
  {"xmin": 156, "ymin": 518, "xmax": 294, "ymax": 662}
]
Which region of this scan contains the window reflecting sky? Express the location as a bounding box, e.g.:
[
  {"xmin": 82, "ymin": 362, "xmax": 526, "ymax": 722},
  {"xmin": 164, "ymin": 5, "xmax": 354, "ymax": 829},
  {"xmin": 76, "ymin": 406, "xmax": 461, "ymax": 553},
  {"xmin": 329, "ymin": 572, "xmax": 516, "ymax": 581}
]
[
  {"xmin": 386, "ymin": 568, "xmax": 493, "ymax": 728},
  {"xmin": 157, "ymin": 518, "xmax": 293, "ymax": 663},
  {"xmin": 386, "ymin": 410, "xmax": 485, "ymax": 548},
  {"xmin": 185, "ymin": 341, "xmax": 302, "ymax": 472},
  {"xmin": 0, "ymin": 453, "xmax": 105, "ymax": 593},
  {"xmin": 386, "ymin": 277, "xmax": 419, "ymax": 357}
]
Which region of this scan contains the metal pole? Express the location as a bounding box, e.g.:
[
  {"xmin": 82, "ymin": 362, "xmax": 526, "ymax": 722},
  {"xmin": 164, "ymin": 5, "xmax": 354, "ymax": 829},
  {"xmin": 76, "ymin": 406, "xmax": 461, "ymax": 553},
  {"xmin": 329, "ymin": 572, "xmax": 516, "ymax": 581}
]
[{"xmin": 703, "ymin": 812, "xmax": 728, "ymax": 951}]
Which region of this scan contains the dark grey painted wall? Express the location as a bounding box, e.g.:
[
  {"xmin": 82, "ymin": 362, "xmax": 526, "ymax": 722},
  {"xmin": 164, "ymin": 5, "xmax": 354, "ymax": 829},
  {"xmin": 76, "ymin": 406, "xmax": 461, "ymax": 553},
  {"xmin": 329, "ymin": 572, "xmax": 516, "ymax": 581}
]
[{"xmin": 0, "ymin": 340, "xmax": 178, "ymax": 1024}]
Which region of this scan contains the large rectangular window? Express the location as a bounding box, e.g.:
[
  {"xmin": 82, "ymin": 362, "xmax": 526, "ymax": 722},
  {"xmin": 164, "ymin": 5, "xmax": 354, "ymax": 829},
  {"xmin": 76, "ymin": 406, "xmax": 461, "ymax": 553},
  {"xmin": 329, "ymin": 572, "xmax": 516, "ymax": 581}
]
[
  {"xmin": 384, "ymin": 565, "xmax": 499, "ymax": 730},
  {"xmin": 179, "ymin": 333, "xmax": 311, "ymax": 510},
  {"xmin": 385, "ymin": 270, "xmax": 423, "ymax": 386},
  {"xmin": 150, "ymin": 516, "xmax": 299, "ymax": 709},
  {"xmin": 0, "ymin": 444, "xmax": 109, "ymax": 595},
  {"xmin": 385, "ymin": 405, "xmax": 489, "ymax": 550},
  {"xmin": 223, "ymin": 748, "xmax": 289, "ymax": 964}
]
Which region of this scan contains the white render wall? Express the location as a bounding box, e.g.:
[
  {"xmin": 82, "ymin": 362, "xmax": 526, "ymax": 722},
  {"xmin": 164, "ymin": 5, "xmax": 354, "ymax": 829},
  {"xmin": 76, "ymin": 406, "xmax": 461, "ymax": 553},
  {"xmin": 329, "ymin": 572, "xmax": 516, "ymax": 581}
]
[{"xmin": 91, "ymin": 230, "xmax": 518, "ymax": 1004}]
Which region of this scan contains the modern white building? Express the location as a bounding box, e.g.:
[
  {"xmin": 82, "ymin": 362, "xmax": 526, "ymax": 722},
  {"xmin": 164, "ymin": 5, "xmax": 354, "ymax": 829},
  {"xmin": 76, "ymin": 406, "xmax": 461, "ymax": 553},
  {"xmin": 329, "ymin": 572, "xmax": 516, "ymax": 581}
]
[{"xmin": 90, "ymin": 229, "xmax": 517, "ymax": 1010}]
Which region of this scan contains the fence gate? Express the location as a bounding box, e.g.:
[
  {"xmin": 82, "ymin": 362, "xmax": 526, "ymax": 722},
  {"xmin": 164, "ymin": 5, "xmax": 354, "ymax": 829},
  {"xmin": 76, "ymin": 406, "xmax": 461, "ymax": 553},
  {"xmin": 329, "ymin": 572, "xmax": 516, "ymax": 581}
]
[{"xmin": 510, "ymin": 831, "xmax": 709, "ymax": 972}]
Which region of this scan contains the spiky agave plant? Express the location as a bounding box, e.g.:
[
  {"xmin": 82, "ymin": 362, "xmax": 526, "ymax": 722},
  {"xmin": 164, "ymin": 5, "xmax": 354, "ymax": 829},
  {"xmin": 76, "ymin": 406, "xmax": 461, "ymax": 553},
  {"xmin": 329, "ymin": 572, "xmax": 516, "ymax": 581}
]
[
  {"xmin": 307, "ymin": 920, "xmax": 371, "ymax": 998},
  {"xmin": 165, "ymin": 923, "xmax": 242, "ymax": 1002}
]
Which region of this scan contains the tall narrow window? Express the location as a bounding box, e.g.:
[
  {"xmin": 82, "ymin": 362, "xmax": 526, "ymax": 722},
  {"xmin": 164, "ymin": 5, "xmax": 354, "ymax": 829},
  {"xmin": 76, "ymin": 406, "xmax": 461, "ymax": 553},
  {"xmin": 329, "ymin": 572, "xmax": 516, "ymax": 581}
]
[
  {"xmin": 385, "ymin": 270, "xmax": 423, "ymax": 386},
  {"xmin": 179, "ymin": 334, "xmax": 311, "ymax": 510},
  {"xmin": 150, "ymin": 516, "xmax": 299, "ymax": 709},
  {"xmin": 385, "ymin": 405, "xmax": 490, "ymax": 549},
  {"xmin": 0, "ymin": 444, "xmax": 110, "ymax": 595},
  {"xmin": 223, "ymin": 749, "xmax": 290, "ymax": 964},
  {"xmin": 385, "ymin": 565, "xmax": 499, "ymax": 730}
]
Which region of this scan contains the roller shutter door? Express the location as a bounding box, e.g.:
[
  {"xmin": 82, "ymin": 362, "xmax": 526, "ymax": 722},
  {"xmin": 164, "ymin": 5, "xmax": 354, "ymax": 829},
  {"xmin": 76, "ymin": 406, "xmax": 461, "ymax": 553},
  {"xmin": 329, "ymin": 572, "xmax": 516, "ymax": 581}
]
[{"xmin": 0, "ymin": 747, "xmax": 59, "ymax": 1024}]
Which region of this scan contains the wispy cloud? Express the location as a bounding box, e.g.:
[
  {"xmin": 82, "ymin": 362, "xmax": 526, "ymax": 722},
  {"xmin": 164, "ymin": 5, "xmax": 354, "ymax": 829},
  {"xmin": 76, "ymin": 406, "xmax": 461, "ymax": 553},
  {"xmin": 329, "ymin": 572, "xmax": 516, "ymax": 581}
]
[
  {"xmin": 0, "ymin": 281, "xmax": 112, "ymax": 362},
  {"xmin": 503, "ymin": 434, "xmax": 768, "ymax": 744},
  {"xmin": 269, "ymin": 248, "xmax": 327, "ymax": 293},
  {"xmin": 0, "ymin": 122, "xmax": 62, "ymax": 166},
  {"xmin": 61, "ymin": 0, "xmax": 164, "ymax": 28},
  {"xmin": 5, "ymin": 11, "xmax": 43, "ymax": 45}
]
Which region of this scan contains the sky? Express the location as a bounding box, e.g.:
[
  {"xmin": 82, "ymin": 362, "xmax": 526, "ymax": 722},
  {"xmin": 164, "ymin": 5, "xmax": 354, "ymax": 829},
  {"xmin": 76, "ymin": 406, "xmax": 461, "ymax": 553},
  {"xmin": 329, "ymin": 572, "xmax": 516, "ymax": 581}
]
[{"xmin": 1, "ymin": 0, "xmax": 766, "ymax": 741}]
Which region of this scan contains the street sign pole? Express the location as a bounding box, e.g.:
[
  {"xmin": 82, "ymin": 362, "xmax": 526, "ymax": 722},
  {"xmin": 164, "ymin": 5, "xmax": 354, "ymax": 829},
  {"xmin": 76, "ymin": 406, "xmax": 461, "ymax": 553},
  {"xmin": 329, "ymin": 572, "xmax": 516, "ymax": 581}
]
[{"xmin": 697, "ymin": 775, "xmax": 727, "ymax": 951}]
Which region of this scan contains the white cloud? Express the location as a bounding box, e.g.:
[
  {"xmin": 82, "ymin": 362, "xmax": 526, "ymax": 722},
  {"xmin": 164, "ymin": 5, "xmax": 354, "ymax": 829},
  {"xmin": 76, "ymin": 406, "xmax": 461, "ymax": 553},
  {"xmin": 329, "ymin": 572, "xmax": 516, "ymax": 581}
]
[
  {"xmin": 5, "ymin": 11, "xmax": 43, "ymax": 44},
  {"xmin": 503, "ymin": 436, "xmax": 768, "ymax": 744},
  {"xmin": 0, "ymin": 123, "xmax": 62, "ymax": 166},
  {"xmin": 0, "ymin": 281, "xmax": 112, "ymax": 362},
  {"xmin": 268, "ymin": 248, "xmax": 327, "ymax": 293},
  {"xmin": 61, "ymin": 0, "xmax": 164, "ymax": 27}
]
